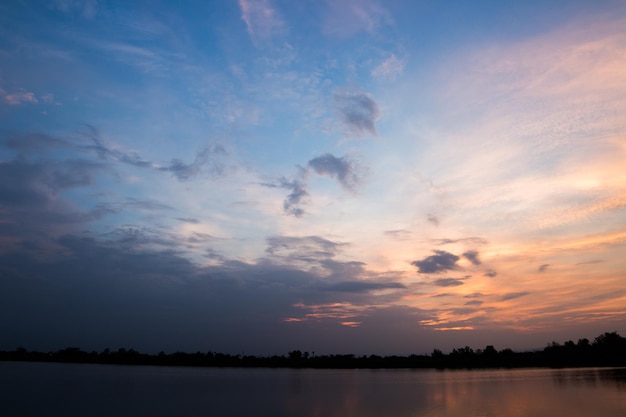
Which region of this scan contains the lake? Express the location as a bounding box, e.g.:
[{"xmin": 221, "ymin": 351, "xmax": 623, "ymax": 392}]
[{"xmin": 1, "ymin": 362, "xmax": 625, "ymax": 416}]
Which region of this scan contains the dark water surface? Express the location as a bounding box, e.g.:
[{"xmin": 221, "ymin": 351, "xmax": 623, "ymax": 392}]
[{"xmin": 1, "ymin": 362, "xmax": 625, "ymax": 417}]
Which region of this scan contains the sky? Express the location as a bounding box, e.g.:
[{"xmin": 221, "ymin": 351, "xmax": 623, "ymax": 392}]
[{"xmin": 1, "ymin": 0, "xmax": 625, "ymax": 356}]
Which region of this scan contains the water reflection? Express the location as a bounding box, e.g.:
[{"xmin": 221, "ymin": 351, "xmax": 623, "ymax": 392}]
[
  {"xmin": 552, "ymin": 367, "xmax": 626, "ymax": 389},
  {"xmin": 0, "ymin": 363, "xmax": 624, "ymax": 417}
]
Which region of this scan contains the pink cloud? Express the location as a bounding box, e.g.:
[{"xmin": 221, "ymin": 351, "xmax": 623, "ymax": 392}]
[{"xmin": 1, "ymin": 89, "xmax": 38, "ymax": 105}]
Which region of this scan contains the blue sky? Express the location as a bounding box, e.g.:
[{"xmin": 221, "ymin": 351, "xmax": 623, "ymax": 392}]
[{"xmin": 1, "ymin": 0, "xmax": 625, "ymax": 355}]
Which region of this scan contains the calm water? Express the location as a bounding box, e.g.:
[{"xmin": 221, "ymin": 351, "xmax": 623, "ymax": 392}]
[{"xmin": 1, "ymin": 362, "xmax": 625, "ymax": 417}]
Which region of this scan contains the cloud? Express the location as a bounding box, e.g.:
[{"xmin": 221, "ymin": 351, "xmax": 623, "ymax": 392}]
[
  {"xmin": 576, "ymin": 260, "xmax": 604, "ymax": 265},
  {"xmin": 538, "ymin": 264, "xmax": 550, "ymax": 273},
  {"xmin": 324, "ymin": 280, "xmax": 406, "ymax": 293},
  {"xmin": 433, "ymin": 278, "xmax": 465, "ymax": 287},
  {"xmin": 266, "ymin": 235, "xmax": 344, "ymax": 261},
  {"xmin": 266, "ymin": 153, "xmax": 363, "ymax": 217},
  {"xmin": 308, "ymin": 153, "xmax": 361, "ymax": 191},
  {"xmin": 158, "ymin": 146, "xmax": 227, "ymax": 181},
  {"xmin": 1, "ymin": 88, "xmax": 38, "ymax": 105},
  {"xmin": 383, "ymin": 229, "xmax": 412, "ymax": 241},
  {"xmin": 372, "ymin": 54, "xmax": 406, "ymax": 80},
  {"xmin": 323, "ymin": 0, "xmax": 392, "ymax": 37},
  {"xmin": 464, "ymin": 292, "xmax": 484, "ymax": 299},
  {"xmin": 501, "ymin": 292, "xmax": 530, "ymax": 301},
  {"xmin": 0, "ymin": 235, "xmax": 326, "ymax": 354},
  {"xmin": 411, "ymin": 250, "xmax": 460, "ymax": 274},
  {"xmin": 121, "ymin": 198, "xmax": 174, "ymax": 212},
  {"xmin": 427, "ymin": 213, "xmax": 440, "ymax": 226},
  {"xmin": 465, "ymin": 300, "xmax": 483, "ymax": 306},
  {"xmin": 484, "ymin": 269, "xmax": 497, "ymax": 278},
  {"xmin": 84, "ymin": 126, "xmax": 228, "ymax": 181},
  {"xmin": 239, "ymin": 0, "xmax": 285, "ymax": 41},
  {"xmin": 54, "ymin": 0, "xmax": 97, "ymax": 19},
  {"xmin": 0, "ymin": 157, "xmax": 112, "ymax": 252},
  {"xmin": 463, "ymin": 250, "xmax": 481, "ymax": 265},
  {"xmin": 3, "ymin": 132, "xmax": 69, "ymax": 152},
  {"xmin": 176, "ymin": 218, "xmax": 200, "ymax": 224},
  {"xmin": 0, "ymin": 158, "xmax": 104, "ymax": 205},
  {"xmin": 432, "ymin": 237, "xmax": 489, "ymax": 246},
  {"xmin": 281, "ymin": 177, "xmax": 309, "ymax": 217},
  {"xmin": 334, "ymin": 89, "xmax": 380, "ymax": 138}
]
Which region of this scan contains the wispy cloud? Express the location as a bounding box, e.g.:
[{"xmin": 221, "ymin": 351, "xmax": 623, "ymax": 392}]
[
  {"xmin": 324, "ymin": 280, "xmax": 406, "ymax": 293},
  {"xmin": 501, "ymin": 292, "xmax": 530, "ymax": 301},
  {"xmin": 266, "ymin": 235, "xmax": 345, "ymax": 261},
  {"xmin": 322, "ymin": 0, "xmax": 392, "ymax": 37},
  {"xmin": 433, "ymin": 278, "xmax": 465, "ymax": 287},
  {"xmin": 84, "ymin": 126, "xmax": 229, "ymax": 182},
  {"xmin": 427, "ymin": 214, "xmax": 440, "ymax": 226},
  {"xmin": 158, "ymin": 146, "xmax": 228, "ymax": 181},
  {"xmin": 372, "ymin": 53, "xmax": 405, "ymax": 80},
  {"xmin": 383, "ymin": 229, "xmax": 412, "ymax": 241},
  {"xmin": 239, "ymin": 0, "xmax": 285, "ymax": 41},
  {"xmin": 1, "ymin": 88, "xmax": 38, "ymax": 105},
  {"xmin": 432, "ymin": 237, "xmax": 488, "ymax": 246},
  {"xmin": 53, "ymin": 0, "xmax": 98, "ymax": 19}
]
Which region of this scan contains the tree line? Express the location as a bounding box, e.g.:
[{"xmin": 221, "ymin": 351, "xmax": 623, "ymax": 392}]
[{"xmin": 1, "ymin": 331, "xmax": 624, "ymax": 369}]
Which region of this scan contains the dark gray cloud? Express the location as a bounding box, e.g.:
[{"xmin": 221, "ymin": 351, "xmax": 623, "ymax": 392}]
[
  {"xmin": 501, "ymin": 292, "xmax": 530, "ymax": 301},
  {"xmin": 101, "ymin": 224, "xmax": 179, "ymax": 250},
  {"xmin": 0, "ymin": 236, "xmax": 313, "ymax": 354},
  {"xmin": 0, "ymin": 158, "xmax": 104, "ymax": 204},
  {"xmin": 538, "ymin": 264, "xmax": 550, "ymax": 272},
  {"xmin": 484, "ymin": 269, "xmax": 497, "ymax": 278},
  {"xmin": 411, "ymin": 250, "xmax": 460, "ymax": 274},
  {"xmin": 465, "ymin": 300, "xmax": 483, "ymax": 306},
  {"xmin": 324, "ymin": 280, "xmax": 406, "ymax": 293},
  {"xmin": 0, "ymin": 231, "xmax": 421, "ymax": 355},
  {"xmin": 307, "ymin": 153, "xmax": 360, "ymax": 191},
  {"xmin": 463, "ymin": 250, "xmax": 481, "ymax": 265},
  {"xmin": 0, "ymin": 158, "xmax": 111, "ymax": 245},
  {"xmin": 433, "ymin": 278, "xmax": 465, "ymax": 287},
  {"xmin": 3, "ymin": 132, "xmax": 70, "ymax": 152},
  {"xmin": 334, "ymin": 89, "xmax": 380, "ymax": 137}
]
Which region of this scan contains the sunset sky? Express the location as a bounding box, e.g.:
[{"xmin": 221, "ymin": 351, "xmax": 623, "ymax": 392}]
[{"xmin": 1, "ymin": 0, "xmax": 625, "ymax": 355}]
